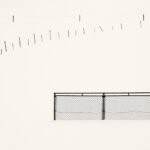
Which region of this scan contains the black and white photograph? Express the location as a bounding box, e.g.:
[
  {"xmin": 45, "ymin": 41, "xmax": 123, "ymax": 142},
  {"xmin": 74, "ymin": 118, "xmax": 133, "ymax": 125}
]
[{"xmin": 0, "ymin": 0, "xmax": 150, "ymax": 149}]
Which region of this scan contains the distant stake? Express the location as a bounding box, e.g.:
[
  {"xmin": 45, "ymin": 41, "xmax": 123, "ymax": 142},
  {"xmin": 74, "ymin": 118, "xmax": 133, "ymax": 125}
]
[
  {"xmin": 112, "ymin": 26, "xmax": 114, "ymax": 30},
  {"xmin": 58, "ymin": 32, "xmax": 60, "ymax": 39},
  {"xmin": 79, "ymin": 14, "xmax": 81, "ymax": 22},
  {"xmin": 49, "ymin": 30, "xmax": 52, "ymax": 40},
  {"xmin": 143, "ymin": 14, "xmax": 145, "ymax": 21},
  {"xmin": 75, "ymin": 29, "xmax": 77, "ymax": 36},
  {"xmin": 120, "ymin": 23, "xmax": 123, "ymax": 30},
  {"xmin": 4, "ymin": 41, "xmax": 7, "ymax": 52},
  {"xmin": 12, "ymin": 43, "xmax": 14, "ymax": 50},
  {"xmin": 41, "ymin": 34, "xmax": 43, "ymax": 42},
  {"xmin": 1, "ymin": 49, "xmax": 2, "ymax": 55},
  {"xmin": 33, "ymin": 33, "xmax": 36, "ymax": 44},
  {"xmin": 19, "ymin": 37, "xmax": 21, "ymax": 48},
  {"xmin": 99, "ymin": 26, "xmax": 103, "ymax": 32},
  {"xmin": 27, "ymin": 39, "xmax": 30, "ymax": 46},
  {"xmin": 12, "ymin": 15, "xmax": 15, "ymax": 23},
  {"xmin": 83, "ymin": 28, "xmax": 85, "ymax": 35},
  {"xmin": 140, "ymin": 20, "xmax": 142, "ymax": 28},
  {"xmin": 67, "ymin": 30, "xmax": 70, "ymax": 38}
]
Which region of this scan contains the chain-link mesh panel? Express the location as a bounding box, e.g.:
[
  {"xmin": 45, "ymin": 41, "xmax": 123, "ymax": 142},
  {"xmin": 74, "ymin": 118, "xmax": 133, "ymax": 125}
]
[
  {"xmin": 55, "ymin": 96, "xmax": 102, "ymax": 120},
  {"xmin": 54, "ymin": 94, "xmax": 150, "ymax": 120},
  {"xmin": 106, "ymin": 112, "xmax": 150, "ymax": 120},
  {"xmin": 56, "ymin": 112, "xmax": 102, "ymax": 120},
  {"xmin": 106, "ymin": 96, "xmax": 150, "ymax": 120}
]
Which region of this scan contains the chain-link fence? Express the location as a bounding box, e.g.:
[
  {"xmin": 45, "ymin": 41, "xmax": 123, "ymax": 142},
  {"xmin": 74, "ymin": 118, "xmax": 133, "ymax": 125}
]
[{"xmin": 54, "ymin": 92, "xmax": 150, "ymax": 120}]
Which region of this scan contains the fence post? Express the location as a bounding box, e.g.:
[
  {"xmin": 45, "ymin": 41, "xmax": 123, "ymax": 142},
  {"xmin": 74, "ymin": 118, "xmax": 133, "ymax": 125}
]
[
  {"xmin": 54, "ymin": 93, "xmax": 56, "ymax": 120},
  {"xmin": 102, "ymin": 93, "xmax": 106, "ymax": 120}
]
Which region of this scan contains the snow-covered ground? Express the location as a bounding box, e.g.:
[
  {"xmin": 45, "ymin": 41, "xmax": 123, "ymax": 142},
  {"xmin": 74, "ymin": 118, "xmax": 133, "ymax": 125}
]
[{"xmin": 1, "ymin": 0, "xmax": 150, "ymax": 149}]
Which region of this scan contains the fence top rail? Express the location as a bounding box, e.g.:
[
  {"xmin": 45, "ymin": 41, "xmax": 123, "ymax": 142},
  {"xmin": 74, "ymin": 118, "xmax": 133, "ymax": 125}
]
[{"xmin": 54, "ymin": 92, "xmax": 150, "ymax": 97}]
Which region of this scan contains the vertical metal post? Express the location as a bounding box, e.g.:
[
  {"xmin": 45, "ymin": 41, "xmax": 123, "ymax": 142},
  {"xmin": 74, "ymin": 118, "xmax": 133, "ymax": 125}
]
[
  {"xmin": 102, "ymin": 93, "xmax": 106, "ymax": 120},
  {"xmin": 54, "ymin": 93, "xmax": 56, "ymax": 120}
]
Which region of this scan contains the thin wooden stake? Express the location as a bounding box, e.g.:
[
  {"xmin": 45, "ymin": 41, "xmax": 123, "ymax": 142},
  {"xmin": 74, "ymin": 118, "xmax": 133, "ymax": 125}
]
[
  {"xmin": 67, "ymin": 30, "xmax": 70, "ymax": 38},
  {"xmin": 4, "ymin": 41, "xmax": 7, "ymax": 52},
  {"xmin": 12, "ymin": 15, "xmax": 15, "ymax": 23},
  {"xmin": 75, "ymin": 29, "xmax": 77, "ymax": 36},
  {"xmin": 1, "ymin": 48, "xmax": 2, "ymax": 55},
  {"xmin": 99, "ymin": 26, "xmax": 103, "ymax": 32},
  {"xmin": 120, "ymin": 23, "xmax": 123, "ymax": 30},
  {"xmin": 27, "ymin": 39, "xmax": 30, "ymax": 46},
  {"xmin": 49, "ymin": 30, "xmax": 52, "ymax": 40},
  {"xmin": 140, "ymin": 20, "xmax": 142, "ymax": 28},
  {"xmin": 143, "ymin": 14, "xmax": 145, "ymax": 21},
  {"xmin": 41, "ymin": 34, "xmax": 43, "ymax": 42},
  {"xmin": 12, "ymin": 43, "xmax": 14, "ymax": 50},
  {"xmin": 19, "ymin": 37, "xmax": 21, "ymax": 48},
  {"xmin": 33, "ymin": 33, "xmax": 36, "ymax": 44},
  {"xmin": 83, "ymin": 28, "xmax": 85, "ymax": 35},
  {"xmin": 58, "ymin": 32, "xmax": 60, "ymax": 39},
  {"xmin": 79, "ymin": 14, "xmax": 81, "ymax": 22},
  {"xmin": 112, "ymin": 26, "xmax": 114, "ymax": 30}
]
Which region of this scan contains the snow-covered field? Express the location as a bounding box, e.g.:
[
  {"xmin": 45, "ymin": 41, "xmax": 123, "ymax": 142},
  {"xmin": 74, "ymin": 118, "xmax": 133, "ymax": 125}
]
[{"xmin": 1, "ymin": 0, "xmax": 150, "ymax": 149}]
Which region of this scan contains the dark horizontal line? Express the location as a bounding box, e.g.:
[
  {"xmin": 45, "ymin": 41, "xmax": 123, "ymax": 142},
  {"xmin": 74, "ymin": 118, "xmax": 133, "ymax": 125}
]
[
  {"xmin": 56, "ymin": 111, "xmax": 150, "ymax": 114},
  {"xmin": 54, "ymin": 92, "xmax": 150, "ymax": 97},
  {"xmin": 106, "ymin": 95, "xmax": 150, "ymax": 97},
  {"xmin": 55, "ymin": 92, "xmax": 150, "ymax": 94},
  {"xmin": 55, "ymin": 95, "xmax": 150, "ymax": 97}
]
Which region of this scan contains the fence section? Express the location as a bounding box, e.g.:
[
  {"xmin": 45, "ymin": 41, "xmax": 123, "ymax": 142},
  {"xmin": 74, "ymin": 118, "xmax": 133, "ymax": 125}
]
[{"xmin": 54, "ymin": 92, "xmax": 150, "ymax": 120}]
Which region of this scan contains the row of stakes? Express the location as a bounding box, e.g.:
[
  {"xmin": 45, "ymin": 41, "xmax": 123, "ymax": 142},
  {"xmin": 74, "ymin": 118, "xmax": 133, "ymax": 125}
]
[
  {"xmin": 1, "ymin": 14, "xmax": 145, "ymax": 56},
  {"xmin": 0, "ymin": 26, "xmax": 103, "ymax": 55},
  {"xmin": 11, "ymin": 14, "xmax": 144, "ymax": 23},
  {"xmin": 11, "ymin": 14, "xmax": 82, "ymax": 23}
]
